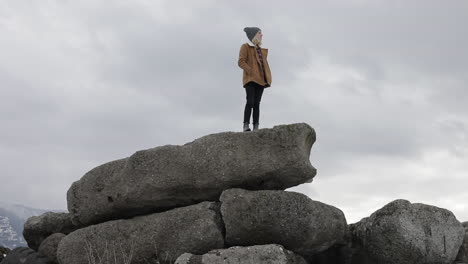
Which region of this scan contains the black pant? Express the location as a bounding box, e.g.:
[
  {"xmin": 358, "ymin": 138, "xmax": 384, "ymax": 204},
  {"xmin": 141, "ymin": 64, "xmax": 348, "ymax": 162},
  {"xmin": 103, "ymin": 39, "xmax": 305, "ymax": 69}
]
[{"xmin": 243, "ymin": 82, "xmax": 264, "ymax": 124}]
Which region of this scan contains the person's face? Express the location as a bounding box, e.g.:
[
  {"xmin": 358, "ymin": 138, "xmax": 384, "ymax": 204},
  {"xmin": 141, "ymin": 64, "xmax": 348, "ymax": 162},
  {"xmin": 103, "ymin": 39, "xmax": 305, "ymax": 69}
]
[{"xmin": 256, "ymin": 31, "xmax": 263, "ymax": 41}]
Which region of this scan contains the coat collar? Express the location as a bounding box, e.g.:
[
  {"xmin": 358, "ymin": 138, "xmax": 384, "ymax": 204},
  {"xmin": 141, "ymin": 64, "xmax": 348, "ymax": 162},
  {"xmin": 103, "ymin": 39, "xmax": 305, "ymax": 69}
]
[{"xmin": 246, "ymin": 42, "xmax": 267, "ymax": 49}]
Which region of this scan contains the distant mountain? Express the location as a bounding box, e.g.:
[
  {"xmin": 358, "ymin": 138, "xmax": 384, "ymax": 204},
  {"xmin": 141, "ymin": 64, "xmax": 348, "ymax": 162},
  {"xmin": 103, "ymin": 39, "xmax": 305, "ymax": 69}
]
[{"xmin": 0, "ymin": 202, "xmax": 48, "ymax": 249}]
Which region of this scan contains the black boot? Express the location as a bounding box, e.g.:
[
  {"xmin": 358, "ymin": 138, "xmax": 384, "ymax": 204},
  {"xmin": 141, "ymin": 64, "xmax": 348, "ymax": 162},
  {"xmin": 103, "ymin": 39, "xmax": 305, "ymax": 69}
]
[{"xmin": 243, "ymin": 123, "xmax": 251, "ymax": 132}]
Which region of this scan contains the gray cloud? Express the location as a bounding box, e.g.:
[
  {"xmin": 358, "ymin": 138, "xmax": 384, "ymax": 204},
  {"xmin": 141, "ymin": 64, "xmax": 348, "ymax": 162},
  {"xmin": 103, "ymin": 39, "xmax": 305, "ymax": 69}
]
[{"xmin": 1, "ymin": 0, "xmax": 467, "ymax": 223}]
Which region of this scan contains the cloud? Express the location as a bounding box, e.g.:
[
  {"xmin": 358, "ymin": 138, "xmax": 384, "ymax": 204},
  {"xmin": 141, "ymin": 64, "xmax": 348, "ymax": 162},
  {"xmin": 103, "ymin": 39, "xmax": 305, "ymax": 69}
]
[{"xmin": 1, "ymin": 0, "xmax": 467, "ymax": 223}]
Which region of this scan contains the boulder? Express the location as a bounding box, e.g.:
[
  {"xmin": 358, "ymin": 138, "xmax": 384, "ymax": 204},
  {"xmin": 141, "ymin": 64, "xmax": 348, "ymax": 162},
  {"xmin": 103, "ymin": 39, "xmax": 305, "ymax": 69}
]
[
  {"xmin": 38, "ymin": 233, "xmax": 65, "ymax": 264},
  {"xmin": 349, "ymin": 199, "xmax": 464, "ymax": 264},
  {"xmin": 0, "ymin": 247, "xmax": 49, "ymax": 264},
  {"xmin": 174, "ymin": 244, "xmax": 308, "ymax": 264},
  {"xmin": 67, "ymin": 123, "xmax": 316, "ymax": 226},
  {"xmin": 23, "ymin": 212, "xmax": 81, "ymax": 251},
  {"xmin": 57, "ymin": 202, "xmax": 224, "ymax": 264},
  {"xmin": 220, "ymin": 188, "xmax": 347, "ymax": 259}
]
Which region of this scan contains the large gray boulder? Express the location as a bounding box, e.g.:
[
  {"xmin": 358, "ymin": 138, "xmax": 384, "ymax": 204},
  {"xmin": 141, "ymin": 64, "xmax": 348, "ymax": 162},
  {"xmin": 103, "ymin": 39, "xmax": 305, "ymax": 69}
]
[
  {"xmin": 67, "ymin": 123, "xmax": 316, "ymax": 226},
  {"xmin": 38, "ymin": 233, "xmax": 66, "ymax": 264},
  {"xmin": 349, "ymin": 199, "xmax": 464, "ymax": 264},
  {"xmin": 220, "ymin": 188, "xmax": 347, "ymax": 259},
  {"xmin": 23, "ymin": 212, "xmax": 81, "ymax": 251},
  {"xmin": 57, "ymin": 202, "xmax": 224, "ymax": 264},
  {"xmin": 175, "ymin": 244, "xmax": 308, "ymax": 264}
]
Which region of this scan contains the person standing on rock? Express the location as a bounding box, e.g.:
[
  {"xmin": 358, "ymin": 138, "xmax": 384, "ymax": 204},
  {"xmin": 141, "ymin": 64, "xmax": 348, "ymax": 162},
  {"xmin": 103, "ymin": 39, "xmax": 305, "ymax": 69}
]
[{"xmin": 238, "ymin": 27, "xmax": 272, "ymax": 132}]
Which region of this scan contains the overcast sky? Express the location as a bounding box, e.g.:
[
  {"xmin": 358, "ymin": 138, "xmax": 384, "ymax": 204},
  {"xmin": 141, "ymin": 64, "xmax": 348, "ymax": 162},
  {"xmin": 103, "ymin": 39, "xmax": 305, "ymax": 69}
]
[{"xmin": 1, "ymin": 0, "xmax": 467, "ymax": 224}]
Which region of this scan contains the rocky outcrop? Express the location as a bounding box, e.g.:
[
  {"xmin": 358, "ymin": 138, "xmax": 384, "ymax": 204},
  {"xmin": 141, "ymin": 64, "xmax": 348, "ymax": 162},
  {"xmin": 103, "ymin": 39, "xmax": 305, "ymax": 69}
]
[
  {"xmin": 349, "ymin": 199, "xmax": 464, "ymax": 264},
  {"xmin": 38, "ymin": 233, "xmax": 65, "ymax": 264},
  {"xmin": 175, "ymin": 244, "xmax": 308, "ymax": 264},
  {"xmin": 18, "ymin": 122, "xmax": 468, "ymax": 264},
  {"xmin": 57, "ymin": 202, "xmax": 224, "ymax": 264},
  {"xmin": 0, "ymin": 247, "xmax": 49, "ymax": 264},
  {"xmin": 23, "ymin": 212, "xmax": 81, "ymax": 251},
  {"xmin": 220, "ymin": 188, "xmax": 347, "ymax": 259},
  {"xmin": 67, "ymin": 123, "xmax": 316, "ymax": 226}
]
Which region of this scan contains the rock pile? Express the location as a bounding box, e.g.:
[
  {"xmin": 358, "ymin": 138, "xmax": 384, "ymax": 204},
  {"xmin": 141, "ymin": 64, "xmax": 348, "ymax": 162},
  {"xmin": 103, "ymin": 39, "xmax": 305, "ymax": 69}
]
[{"xmin": 15, "ymin": 123, "xmax": 467, "ymax": 264}]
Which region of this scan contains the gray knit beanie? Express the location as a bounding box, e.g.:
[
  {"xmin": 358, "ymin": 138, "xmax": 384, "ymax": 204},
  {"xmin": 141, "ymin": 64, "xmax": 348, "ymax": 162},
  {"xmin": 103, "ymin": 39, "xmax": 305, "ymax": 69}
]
[{"xmin": 244, "ymin": 27, "xmax": 261, "ymax": 41}]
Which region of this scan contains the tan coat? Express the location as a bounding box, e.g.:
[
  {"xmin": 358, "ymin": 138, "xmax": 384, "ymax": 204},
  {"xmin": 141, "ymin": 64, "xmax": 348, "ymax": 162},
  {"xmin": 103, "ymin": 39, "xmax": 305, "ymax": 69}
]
[{"xmin": 238, "ymin": 42, "xmax": 272, "ymax": 88}]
